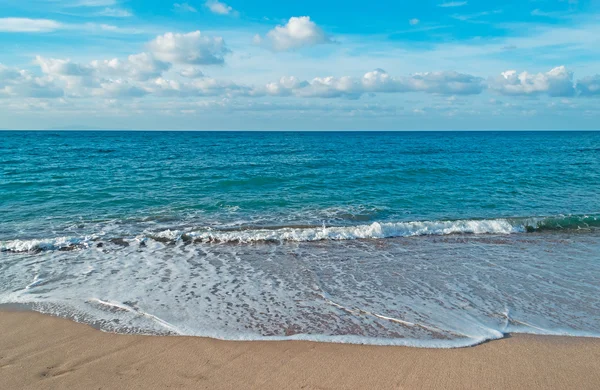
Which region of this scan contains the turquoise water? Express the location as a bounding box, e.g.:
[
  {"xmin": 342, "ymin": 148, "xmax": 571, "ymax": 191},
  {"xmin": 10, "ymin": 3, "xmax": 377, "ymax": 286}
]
[{"xmin": 1, "ymin": 131, "xmax": 599, "ymax": 347}]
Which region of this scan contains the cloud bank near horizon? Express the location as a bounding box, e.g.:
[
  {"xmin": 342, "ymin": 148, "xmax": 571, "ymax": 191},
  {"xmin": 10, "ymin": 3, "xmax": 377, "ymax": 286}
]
[{"xmin": 0, "ymin": 1, "xmax": 599, "ymax": 130}]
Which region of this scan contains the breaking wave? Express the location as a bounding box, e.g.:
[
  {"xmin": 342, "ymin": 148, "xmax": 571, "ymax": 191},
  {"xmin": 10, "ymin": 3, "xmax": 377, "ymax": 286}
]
[{"xmin": 2, "ymin": 214, "xmax": 599, "ymax": 253}]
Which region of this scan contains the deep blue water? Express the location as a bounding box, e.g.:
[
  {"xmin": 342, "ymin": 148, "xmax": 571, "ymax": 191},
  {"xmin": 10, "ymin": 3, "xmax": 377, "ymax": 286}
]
[{"xmin": 1, "ymin": 131, "xmax": 599, "ymax": 347}]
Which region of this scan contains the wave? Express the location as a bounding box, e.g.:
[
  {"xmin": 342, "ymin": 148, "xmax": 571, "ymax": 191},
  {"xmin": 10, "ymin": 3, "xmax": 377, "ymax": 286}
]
[
  {"xmin": 2, "ymin": 214, "xmax": 599, "ymax": 252},
  {"xmin": 1, "ymin": 236, "xmax": 95, "ymax": 253}
]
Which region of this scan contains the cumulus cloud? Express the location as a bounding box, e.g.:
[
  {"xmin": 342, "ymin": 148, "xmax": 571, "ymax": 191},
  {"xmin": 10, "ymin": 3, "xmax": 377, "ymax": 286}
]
[
  {"xmin": 259, "ymin": 17, "xmax": 333, "ymax": 51},
  {"xmin": 1, "ymin": 56, "xmax": 486, "ymax": 101},
  {"xmin": 265, "ymin": 77, "xmax": 309, "ymax": 97},
  {"xmin": 265, "ymin": 76, "xmax": 353, "ymax": 98},
  {"xmin": 31, "ymin": 53, "xmax": 170, "ymax": 98},
  {"xmin": 6, "ymin": 44, "xmax": 598, "ymax": 107},
  {"xmin": 94, "ymin": 80, "xmax": 148, "ymax": 98},
  {"xmin": 19, "ymin": 31, "xmax": 230, "ymax": 99},
  {"xmin": 179, "ymin": 67, "xmax": 205, "ymax": 78},
  {"xmin": 576, "ymin": 75, "xmax": 600, "ymax": 96},
  {"xmin": 6, "ymin": 54, "xmax": 246, "ymax": 100},
  {"xmin": 32, "ymin": 57, "xmax": 99, "ymax": 94},
  {"xmin": 264, "ymin": 69, "xmax": 485, "ymax": 99},
  {"xmin": 35, "ymin": 56, "xmax": 94, "ymax": 77},
  {"xmin": 0, "ymin": 18, "xmax": 63, "ymax": 33},
  {"xmin": 0, "ymin": 64, "xmax": 63, "ymax": 98},
  {"xmin": 149, "ymin": 77, "xmax": 252, "ymax": 97},
  {"xmin": 205, "ymin": 0, "xmax": 235, "ymax": 15},
  {"xmin": 147, "ymin": 31, "xmax": 230, "ymax": 65},
  {"xmin": 36, "ymin": 53, "xmax": 170, "ymax": 84},
  {"xmin": 490, "ymin": 66, "xmax": 575, "ymax": 97},
  {"xmin": 398, "ymin": 71, "xmax": 486, "ymax": 95},
  {"xmin": 0, "ymin": 65, "xmax": 23, "ymax": 84},
  {"xmin": 90, "ymin": 53, "xmax": 171, "ymax": 81}
]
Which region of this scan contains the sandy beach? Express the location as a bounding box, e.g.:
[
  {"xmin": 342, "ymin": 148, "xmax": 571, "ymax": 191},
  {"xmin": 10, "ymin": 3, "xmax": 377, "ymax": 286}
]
[{"xmin": 0, "ymin": 311, "xmax": 598, "ymax": 389}]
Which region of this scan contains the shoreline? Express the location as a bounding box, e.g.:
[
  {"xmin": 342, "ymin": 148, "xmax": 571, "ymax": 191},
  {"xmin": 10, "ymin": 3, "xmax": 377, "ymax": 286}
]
[
  {"xmin": 1, "ymin": 311, "xmax": 600, "ymax": 389},
  {"xmin": 5, "ymin": 303, "xmax": 599, "ymax": 348}
]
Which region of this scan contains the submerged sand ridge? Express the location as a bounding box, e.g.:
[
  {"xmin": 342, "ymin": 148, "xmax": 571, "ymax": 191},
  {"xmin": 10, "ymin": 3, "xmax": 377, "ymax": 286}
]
[{"xmin": 1, "ymin": 311, "xmax": 599, "ymax": 390}]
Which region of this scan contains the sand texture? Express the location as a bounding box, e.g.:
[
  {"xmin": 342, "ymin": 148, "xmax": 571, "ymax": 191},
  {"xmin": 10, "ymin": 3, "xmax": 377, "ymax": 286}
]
[{"xmin": 1, "ymin": 311, "xmax": 599, "ymax": 389}]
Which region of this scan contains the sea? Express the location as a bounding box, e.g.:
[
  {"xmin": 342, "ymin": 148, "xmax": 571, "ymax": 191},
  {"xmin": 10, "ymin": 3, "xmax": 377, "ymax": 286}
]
[{"xmin": 1, "ymin": 131, "xmax": 599, "ymax": 348}]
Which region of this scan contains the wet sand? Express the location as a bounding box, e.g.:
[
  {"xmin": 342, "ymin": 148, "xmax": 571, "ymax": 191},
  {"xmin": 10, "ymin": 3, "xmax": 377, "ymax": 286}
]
[{"xmin": 1, "ymin": 311, "xmax": 599, "ymax": 389}]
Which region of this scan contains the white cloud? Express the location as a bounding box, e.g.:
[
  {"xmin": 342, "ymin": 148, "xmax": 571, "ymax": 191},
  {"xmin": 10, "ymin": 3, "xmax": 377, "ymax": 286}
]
[
  {"xmin": 0, "ymin": 18, "xmax": 63, "ymax": 33},
  {"xmin": 90, "ymin": 23, "xmax": 142, "ymax": 34},
  {"xmin": 264, "ymin": 77, "xmax": 308, "ymax": 97},
  {"xmin": 576, "ymin": 75, "xmax": 600, "ymax": 96},
  {"xmin": 409, "ymin": 18, "xmax": 420, "ymax": 26},
  {"xmin": 147, "ymin": 31, "xmax": 230, "ymax": 65},
  {"xmin": 252, "ymin": 34, "xmax": 263, "ymax": 45},
  {"xmin": 92, "ymin": 53, "xmax": 171, "ymax": 80},
  {"xmin": 259, "ymin": 17, "xmax": 333, "ymax": 51},
  {"xmin": 438, "ymin": 1, "xmax": 468, "ymax": 7},
  {"xmin": 264, "ymin": 69, "xmax": 485, "ymax": 98},
  {"xmin": 24, "ymin": 31, "xmax": 230, "ymax": 98},
  {"xmin": 94, "ymin": 80, "xmax": 148, "ymax": 98},
  {"xmin": 6, "ymin": 40, "xmax": 598, "ymax": 106},
  {"xmin": 0, "ymin": 64, "xmax": 64, "ymax": 98},
  {"xmin": 31, "ymin": 60, "xmax": 157, "ymax": 99},
  {"xmin": 0, "ymin": 65, "xmax": 23, "ymax": 85},
  {"xmin": 7, "ymin": 57, "xmax": 486, "ymax": 101},
  {"xmin": 23, "ymin": 33, "xmax": 235, "ymax": 99},
  {"xmin": 395, "ymin": 71, "xmax": 486, "ymax": 95},
  {"xmin": 451, "ymin": 10, "xmax": 502, "ymax": 21},
  {"xmin": 271, "ymin": 75, "xmax": 358, "ymax": 98},
  {"xmin": 0, "ymin": 18, "xmax": 143, "ymax": 34},
  {"xmin": 179, "ymin": 67, "xmax": 205, "ymax": 78},
  {"xmin": 205, "ymin": 0, "xmax": 234, "ymax": 15},
  {"xmin": 65, "ymin": 0, "xmax": 117, "ymax": 7},
  {"xmin": 36, "ymin": 53, "xmax": 170, "ymax": 83},
  {"xmin": 490, "ymin": 66, "xmax": 575, "ymax": 97},
  {"xmin": 174, "ymin": 2, "xmax": 197, "ymax": 13},
  {"xmin": 33, "ymin": 57, "xmax": 97, "ymax": 95},
  {"xmin": 35, "ymin": 56, "xmax": 94, "ymax": 77},
  {"xmin": 149, "ymin": 77, "xmax": 252, "ymax": 97},
  {"xmin": 31, "ymin": 52, "xmax": 170, "ymax": 99},
  {"xmin": 96, "ymin": 7, "xmax": 132, "ymax": 17}
]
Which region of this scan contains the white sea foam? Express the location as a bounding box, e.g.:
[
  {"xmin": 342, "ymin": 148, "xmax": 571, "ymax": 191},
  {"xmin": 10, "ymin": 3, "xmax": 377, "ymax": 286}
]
[
  {"xmin": 87, "ymin": 298, "xmax": 182, "ymax": 334},
  {"xmin": 0, "ymin": 216, "xmax": 588, "ymax": 253},
  {"xmin": 0, "ymin": 236, "xmax": 95, "ymax": 252},
  {"xmin": 0, "ymin": 218, "xmax": 520, "ymax": 252},
  {"xmin": 1, "ymin": 230, "xmax": 599, "ymax": 348},
  {"xmin": 4, "ymin": 215, "xmax": 599, "ymax": 252},
  {"xmin": 183, "ymin": 219, "xmax": 521, "ymax": 243}
]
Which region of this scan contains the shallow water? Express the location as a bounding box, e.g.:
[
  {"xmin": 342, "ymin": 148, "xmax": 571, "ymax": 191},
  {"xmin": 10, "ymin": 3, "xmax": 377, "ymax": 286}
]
[{"xmin": 1, "ymin": 131, "xmax": 599, "ymax": 347}]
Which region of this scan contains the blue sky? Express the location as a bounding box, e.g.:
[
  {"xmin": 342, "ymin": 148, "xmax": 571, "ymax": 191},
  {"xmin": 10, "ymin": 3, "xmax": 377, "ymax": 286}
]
[{"xmin": 0, "ymin": 0, "xmax": 599, "ymax": 130}]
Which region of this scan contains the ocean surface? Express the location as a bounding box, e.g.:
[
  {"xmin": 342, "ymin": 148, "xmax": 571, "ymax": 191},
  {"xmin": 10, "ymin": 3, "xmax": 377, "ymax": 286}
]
[{"xmin": 1, "ymin": 131, "xmax": 599, "ymax": 348}]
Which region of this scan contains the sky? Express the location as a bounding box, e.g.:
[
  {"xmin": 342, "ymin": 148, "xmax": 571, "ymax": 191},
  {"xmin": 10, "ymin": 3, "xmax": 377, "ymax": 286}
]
[{"xmin": 0, "ymin": 0, "xmax": 599, "ymax": 130}]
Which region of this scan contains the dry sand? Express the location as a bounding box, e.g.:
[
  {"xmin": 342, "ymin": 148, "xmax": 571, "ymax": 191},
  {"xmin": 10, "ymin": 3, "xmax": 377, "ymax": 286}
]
[{"xmin": 1, "ymin": 311, "xmax": 599, "ymax": 389}]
